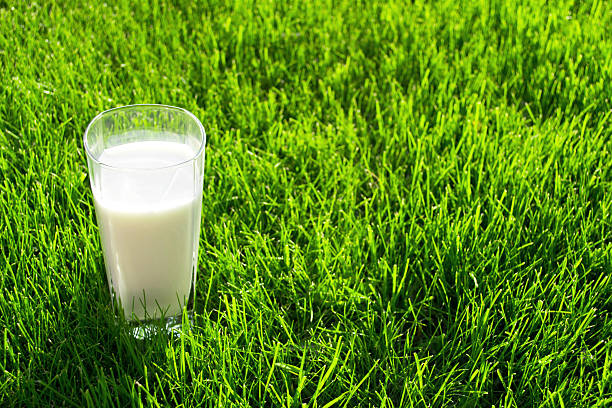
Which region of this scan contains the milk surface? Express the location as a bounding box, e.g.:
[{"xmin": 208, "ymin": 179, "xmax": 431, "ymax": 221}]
[{"xmin": 93, "ymin": 141, "xmax": 201, "ymax": 320}]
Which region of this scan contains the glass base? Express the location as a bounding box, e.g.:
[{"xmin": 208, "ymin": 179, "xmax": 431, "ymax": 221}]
[{"xmin": 128, "ymin": 311, "xmax": 193, "ymax": 340}]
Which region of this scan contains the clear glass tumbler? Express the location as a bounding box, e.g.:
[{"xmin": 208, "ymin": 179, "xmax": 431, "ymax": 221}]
[{"xmin": 84, "ymin": 105, "xmax": 205, "ymax": 336}]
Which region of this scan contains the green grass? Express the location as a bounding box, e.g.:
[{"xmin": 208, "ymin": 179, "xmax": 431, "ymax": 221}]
[{"xmin": 1, "ymin": 0, "xmax": 611, "ymax": 406}]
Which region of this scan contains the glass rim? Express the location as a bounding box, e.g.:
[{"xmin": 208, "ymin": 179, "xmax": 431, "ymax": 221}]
[{"xmin": 83, "ymin": 104, "xmax": 206, "ymax": 171}]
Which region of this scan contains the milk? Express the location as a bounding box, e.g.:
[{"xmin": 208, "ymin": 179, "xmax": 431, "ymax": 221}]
[{"xmin": 92, "ymin": 141, "xmax": 202, "ymax": 321}]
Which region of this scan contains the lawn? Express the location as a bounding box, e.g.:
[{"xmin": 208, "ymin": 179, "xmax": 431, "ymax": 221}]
[{"xmin": 1, "ymin": 0, "xmax": 611, "ymax": 406}]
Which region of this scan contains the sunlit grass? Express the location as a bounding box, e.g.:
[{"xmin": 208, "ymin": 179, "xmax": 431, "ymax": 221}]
[{"xmin": 0, "ymin": 0, "xmax": 611, "ymax": 406}]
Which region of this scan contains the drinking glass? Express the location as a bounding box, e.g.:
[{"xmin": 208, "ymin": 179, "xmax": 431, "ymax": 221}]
[{"xmin": 84, "ymin": 105, "xmax": 205, "ymax": 337}]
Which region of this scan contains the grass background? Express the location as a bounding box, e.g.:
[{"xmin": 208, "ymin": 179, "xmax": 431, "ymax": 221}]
[{"xmin": 1, "ymin": 0, "xmax": 611, "ymax": 406}]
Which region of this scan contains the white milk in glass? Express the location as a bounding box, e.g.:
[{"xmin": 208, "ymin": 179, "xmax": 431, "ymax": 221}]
[{"xmin": 93, "ymin": 141, "xmax": 201, "ymax": 320}]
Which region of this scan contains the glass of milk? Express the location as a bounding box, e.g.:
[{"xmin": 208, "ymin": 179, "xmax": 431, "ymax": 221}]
[{"xmin": 84, "ymin": 105, "xmax": 205, "ymax": 337}]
